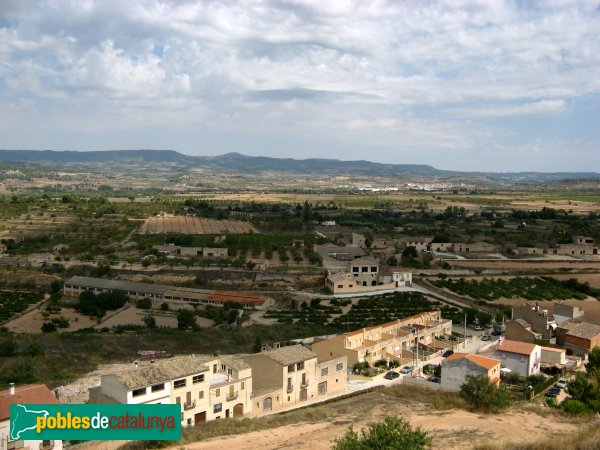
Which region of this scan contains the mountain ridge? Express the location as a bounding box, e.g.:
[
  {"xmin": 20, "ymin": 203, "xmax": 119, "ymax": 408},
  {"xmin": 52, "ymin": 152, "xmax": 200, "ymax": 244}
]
[{"xmin": 0, "ymin": 149, "xmax": 598, "ymax": 182}]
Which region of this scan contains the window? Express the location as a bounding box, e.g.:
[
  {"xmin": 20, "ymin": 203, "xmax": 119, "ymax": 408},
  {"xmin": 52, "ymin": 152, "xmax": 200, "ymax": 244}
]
[
  {"xmin": 336, "ymin": 363, "xmax": 344, "ymax": 371},
  {"xmin": 193, "ymin": 374, "xmax": 205, "ymax": 384},
  {"xmin": 321, "ymin": 367, "xmax": 328, "ymax": 377},
  {"xmin": 132, "ymin": 387, "xmax": 146, "ymax": 397},
  {"xmin": 221, "ymin": 364, "xmax": 226, "ymax": 371},
  {"xmin": 288, "ymin": 364, "xmax": 295, "ymax": 373},
  {"xmin": 176, "ymin": 396, "xmax": 181, "ymax": 404},
  {"xmin": 174, "ymin": 379, "xmax": 186, "ymax": 389},
  {"xmin": 241, "ymin": 381, "xmax": 245, "ymax": 390},
  {"xmin": 337, "ymin": 285, "xmax": 343, "ymax": 289},
  {"xmin": 371, "ymin": 266, "xmax": 377, "ymax": 272},
  {"xmin": 297, "ymin": 362, "xmax": 304, "ymax": 370},
  {"xmin": 352, "ymin": 267, "xmax": 359, "ymax": 273},
  {"xmin": 214, "ymin": 403, "xmax": 222, "ymax": 413},
  {"xmin": 361, "ymin": 266, "xmax": 368, "ymax": 272},
  {"xmin": 199, "ymin": 391, "xmax": 204, "ymax": 399},
  {"xmin": 216, "ymin": 388, "xmax": 220, "ymax": 397},
  {"xmin": 151, "ymin": 383, "xmax": 165, "ymax": 392}
]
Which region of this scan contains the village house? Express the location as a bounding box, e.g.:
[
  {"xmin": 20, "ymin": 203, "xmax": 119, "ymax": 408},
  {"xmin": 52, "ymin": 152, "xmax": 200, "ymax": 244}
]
[
  {"xmin": 311, "ymin": 311, "xmax": 454, "ymax": 367},
  {"xmin": 505, "ymin": 319, "xmax": 543, "ymax": 344},
  {"xmin": 1, "ymin": 383, "xmax": 63, "ymax": 450},
  {"xmin": 511, "ymin": 302, "xmax": 556, "ymax": 341},
  {"xmin": 242, "ymin": 345, "xmax": 346, "ymax": 415},
  {"xmin": 398, "ymin": 237, "xmax": 432, "ymax": 253},
  {"xmin": 555, "ymin": 318, "xmax": 600, "ymax": 356},
  {"xmin": 64, "ymin": 276, "xmax": 274, "ymax": 310},
  {"xmin": 492, "ymin": 340, "xmax": 541, "ymax": 377},
  {"xmin": 351, "ymin": 233, "xmax": 366, "ymax": 247},
  {"xmin": 153, "ymin": 244, "xmax": 228, "ymax": 258},
  {"xmin": 441, "ymin": 353, "xmax": 501, "ymax": 391},
  {"xmin": 91, "ymin": 355, "xmax": 252, "ymax": 425},
  {"xmin": 452, "ymin": 242, "xmax": 497, "ymax": 253}
]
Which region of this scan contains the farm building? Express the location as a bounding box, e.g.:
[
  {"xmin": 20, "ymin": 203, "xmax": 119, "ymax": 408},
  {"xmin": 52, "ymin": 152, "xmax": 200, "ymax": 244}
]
[{"xmin": 63, "ymin": 276, "xmax": 273, "ymax": 310}]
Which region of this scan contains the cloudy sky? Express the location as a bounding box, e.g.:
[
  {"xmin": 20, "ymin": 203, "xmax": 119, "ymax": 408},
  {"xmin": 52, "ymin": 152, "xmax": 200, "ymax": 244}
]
[{"xmin": 1, "ymin": 0, "xmax": 599, "ymax": 171}]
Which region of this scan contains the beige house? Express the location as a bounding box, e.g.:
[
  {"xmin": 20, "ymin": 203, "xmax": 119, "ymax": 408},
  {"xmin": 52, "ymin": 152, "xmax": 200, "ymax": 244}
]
[
  {"xmin": 540, "ymin": 346, "xmax": 567, "ymax": 366},
  {"xmin": 505, "ymin": 319, "xmax": 542, "ymax": 344},
  {"xmin": 398, "ymin": 237, "xmax": 432, "ymax": 252},
  {"xmin": 351, "ymin": 233, "xmax": 366, "ymax": 247},
  {"xmin": 243, "ymin": 345, "xmax": 346, "ymax": 415},
  {"xmin": 153, "ymin": 244, "xmax": 228, "ymax": 258},
  {"xmin": 325, "ymin": 270, "xmax": 412, "ymax": 294},
  {"xmin": 93, "ymin": 355, "xmax": 252, "ymax": 425},
  {"xmin": 453, "ymin": 242, "xmax": 497, "ymax": 253},
  {"xmin": 312, "ymin": 311, "xmax": 453, "ymax": 367},
  {"xmin": 516, "ymin": 246, "xmax": 545, "ymax": 255}
]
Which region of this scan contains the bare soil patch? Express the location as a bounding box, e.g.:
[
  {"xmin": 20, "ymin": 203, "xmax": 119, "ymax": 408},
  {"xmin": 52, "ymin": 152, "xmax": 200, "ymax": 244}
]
[
  {"xmin": 137, "ymin": 215, "xmax": 258, "ymax": 234},
  {"xmin": 4, "ymin": 305, "xmax": 97, "ymax": 333},
  {"xmin": 95, "ymin": 306, "xmax": 214, "ymax": 329}
]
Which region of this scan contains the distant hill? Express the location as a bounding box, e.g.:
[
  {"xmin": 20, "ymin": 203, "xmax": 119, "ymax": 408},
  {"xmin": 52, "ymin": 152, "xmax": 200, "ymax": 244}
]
[{"xmin": 0, "ymin": 149, "xmax": 598, "ymax": 182}]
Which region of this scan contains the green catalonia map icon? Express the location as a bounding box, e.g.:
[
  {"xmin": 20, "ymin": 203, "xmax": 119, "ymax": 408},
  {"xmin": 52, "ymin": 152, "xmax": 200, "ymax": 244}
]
[{"xmin": 10, "ymin": 404, "xmax": 49, "ymax": 440}]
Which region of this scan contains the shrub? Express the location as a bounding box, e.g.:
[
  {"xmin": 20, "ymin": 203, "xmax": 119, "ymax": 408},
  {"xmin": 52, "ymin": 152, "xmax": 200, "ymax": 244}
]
[
  {"xmin": 160, "ymin": 302, "xmax": 169, "ymax": 311},
  {"xmin": 41, "ymin": 322, "xmax": 57, "ymax": 333},
  {"xmin": 333, "ymin": 415, "xmax": 431, "ymax": 450},
  {"xmin": 136, "ymin": 298, "xmax": 152, "ymax": 309},
  {"xmin": 561, "ymin": 399, "xmax": 593, "ymax": 415},
  {"xmin": 0, "ymin": 339, "xmax": 17, "ymax": 357},
  {"xmin": 459, "ymin": 374, "xmax": 512, "ymax": 413}
]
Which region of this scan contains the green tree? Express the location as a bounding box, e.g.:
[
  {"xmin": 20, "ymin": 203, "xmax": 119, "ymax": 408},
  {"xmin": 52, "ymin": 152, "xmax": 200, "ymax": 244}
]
[
  {"xmin": 177, "ymin": 310, "xmax": 196, "ymax": 330},
  {"xmin": 333, "ymin": 415, "xmax": 431, "ymax": 450},
  {"xmin": 585, "ymin": 347, "xmax": 600, "ymax": 373},
  {"xmin": 160, "ymin": 302, "xmax": 169, "ymax": 311},
  {"xmin": 143, "ymin": 315, "xmax": 157, "ymax": 329},
  {"xmin": 50, "ymin": 279, "xmax": 62, "ymax": 294},
  {"xmin": 459, "ymin": 374, "xmax": 512, "ymax": 413},
  {"xmin": 136, "ymin": 298, "xmax": 152, "ymax": 309},
  {"xmin": 253, "ymin": 335, "xmax": 263, "ymax": 353},
  {"xmin": 386, "ymin": 255, "xmax": 398, "ymax": 266}
]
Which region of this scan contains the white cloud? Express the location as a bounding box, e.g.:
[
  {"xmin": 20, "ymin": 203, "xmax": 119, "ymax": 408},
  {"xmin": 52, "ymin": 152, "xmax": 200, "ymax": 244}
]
[{"xmin": 0, "ymin": 0, "xmax": 599, "ymax": 170}]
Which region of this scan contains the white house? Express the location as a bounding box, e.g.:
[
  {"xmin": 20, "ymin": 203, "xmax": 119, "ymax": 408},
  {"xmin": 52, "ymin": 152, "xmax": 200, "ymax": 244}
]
[
  {"xmin": 493, "ymin": 340, "xmax": 541, "ymax": 377},
  {"xmin": 0, "ymin": 383, "xmax": 63, "ymax": 450}
]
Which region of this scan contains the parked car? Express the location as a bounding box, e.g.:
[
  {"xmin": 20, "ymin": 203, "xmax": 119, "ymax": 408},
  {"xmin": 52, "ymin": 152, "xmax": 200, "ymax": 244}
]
[
  {"xmin": 442, "ymin": 349, "xmax": 454, "ymax": 358},
  {"xmin": 384, "ymin": 371, "xmax": 400, "ymax": 380},
  {"xmin": 555, "ymin": 379, "xmax": 568, "ymax": 389},
  {"xmin": 480, "ymin": 335, "xmax": 492, "ymax": 341},
  {"xmin": 399, "ymin": 365, "xmax": 414, "ymax": 374},
  {"xmin": 428, "ymin": 375, "xmax": 440, "ymax": 383},
  {"xmin": 491, "ymin": 330, "xmax": 503, "ymax": 336},
  {"xmin": 545, "ymin": 387, "xmax": 560, "ymax": 398},
  {"xmin": 473, "ymin": 325, "xmax": 482, "ymax": 331}
]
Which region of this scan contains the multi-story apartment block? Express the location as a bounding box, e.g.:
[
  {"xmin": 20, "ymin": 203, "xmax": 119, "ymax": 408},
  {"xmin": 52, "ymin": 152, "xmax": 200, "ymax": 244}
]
[
  {"xmin": 92, "ymin": 355, "xmax": 252, "ymax": 426},
  {"xmin": 243, "ymin": 345, "xmax": 346, "ymax": 415},
  {"xmin": 312, "ymin": 311, "xmax": 453, "ymax": 366}
]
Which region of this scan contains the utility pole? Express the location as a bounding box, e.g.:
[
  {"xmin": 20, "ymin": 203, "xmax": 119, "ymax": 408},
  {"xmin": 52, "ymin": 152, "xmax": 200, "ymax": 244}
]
[
  {"xmin": 415, "ymin": 327, "xmax": 419, "ymax": 376},
  {"xmin": 464, "ymin": 312, "xmax": 467, "ymax": 350}
]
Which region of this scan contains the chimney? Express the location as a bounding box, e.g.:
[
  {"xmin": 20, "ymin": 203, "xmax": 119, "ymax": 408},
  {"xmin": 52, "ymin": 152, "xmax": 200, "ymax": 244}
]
[{"xmin": 9, "ymin": 383, "xmax": 15, "ymax": 395}]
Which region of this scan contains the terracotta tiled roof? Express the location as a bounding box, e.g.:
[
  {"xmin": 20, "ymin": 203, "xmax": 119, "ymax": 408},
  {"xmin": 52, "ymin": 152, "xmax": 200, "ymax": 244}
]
[
  {"xmin": 445, "ymin": 353, "xmax": 501, "ymax": 370},
  {"xmin": 497, "ymin": 339, "xmax": 537, "ymax": 356},
  {"xmin": 0, "ymin": 384, "xmax": 60, "ymax": 421}
]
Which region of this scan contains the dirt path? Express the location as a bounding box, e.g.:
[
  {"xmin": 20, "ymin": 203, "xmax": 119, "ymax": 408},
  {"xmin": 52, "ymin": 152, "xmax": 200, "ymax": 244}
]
[{"xmin": 171, "ymin": 406, "xmax": 584, "ymax": 450}]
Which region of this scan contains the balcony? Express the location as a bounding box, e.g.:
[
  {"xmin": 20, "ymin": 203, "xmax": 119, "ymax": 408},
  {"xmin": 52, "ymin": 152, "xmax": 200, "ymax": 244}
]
[
  {"xmin": 300, "ymin": 380, "xmax": 309, "ymax": 388},
  {"xmin": 183, "ymin": 401, "xmax": 196, "ymax": 411},
  {"xmin": 286, "ymin": 385, "xmax": 294, "ymax": 393},
  {"xmin": 226, "ymin": 391, "xmax": 239, "ymax": 402}
]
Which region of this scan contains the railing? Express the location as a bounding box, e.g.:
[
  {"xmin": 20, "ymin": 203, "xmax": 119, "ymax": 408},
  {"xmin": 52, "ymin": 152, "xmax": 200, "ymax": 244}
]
[
  {"xmin": 286, "ymin": 385, "xmax": 294, "ymax": 393},
  {"xmin": 301, "ymin": 380, "xmax": 309, "ymax": 388},
  {"xmin": 183, "ymin": 401, "xmax": 196, "ymax": 410},
  {"xmin": 226, "ymin": 391, "xmax": 239, "ymax": 401}
]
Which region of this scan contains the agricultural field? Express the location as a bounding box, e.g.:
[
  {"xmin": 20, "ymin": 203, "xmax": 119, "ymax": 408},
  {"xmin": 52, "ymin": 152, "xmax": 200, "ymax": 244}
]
[
  {"xmin": 0, "ymin": 290, "xmax": 44, "ymax": 322},
  {"xmin": 430, "ymin": 276, "xmax": 599, "ymax": 302},
  {"xmin": 263, "ymin": 292, "xmax": 463, "ymax": 329},
  {"xmin": 137, "ymin": 216, "xmax": 258, "ymax": 234}
]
